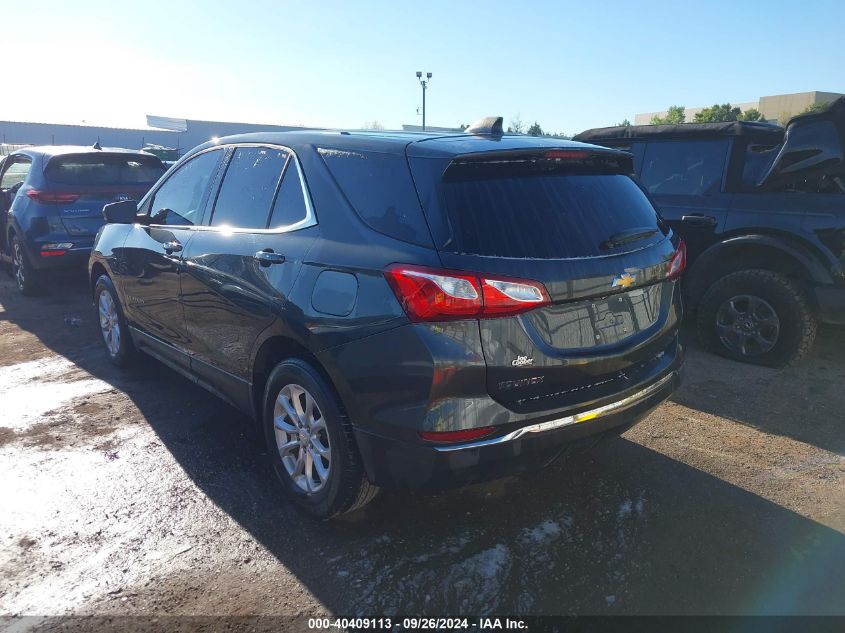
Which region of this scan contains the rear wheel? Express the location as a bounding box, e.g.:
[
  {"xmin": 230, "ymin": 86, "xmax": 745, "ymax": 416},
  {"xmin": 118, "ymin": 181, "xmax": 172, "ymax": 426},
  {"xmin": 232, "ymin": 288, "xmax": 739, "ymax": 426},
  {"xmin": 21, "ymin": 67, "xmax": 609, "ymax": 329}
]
[
  {"xmin": 11, "ymin": 234, "xmax": 40, "ymax": 296},
  {"xmin": 697, "ymin": 269, "xmax": 816, "ymax": 367},
  {"xmin": 263, "ymin": 359, "xmax": 378, "ymax": 518},
  {"xmin": 94, "ymin": 274, "xmax": 136, "ymax": 366}
]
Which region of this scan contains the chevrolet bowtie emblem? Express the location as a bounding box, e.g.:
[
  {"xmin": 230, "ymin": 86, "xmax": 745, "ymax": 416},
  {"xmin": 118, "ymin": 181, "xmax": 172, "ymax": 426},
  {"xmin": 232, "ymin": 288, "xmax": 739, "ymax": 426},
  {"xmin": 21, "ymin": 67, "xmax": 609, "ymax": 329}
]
[{"xmin": 611, "ymin": 272, "xmax": 637, "ymax": 289}]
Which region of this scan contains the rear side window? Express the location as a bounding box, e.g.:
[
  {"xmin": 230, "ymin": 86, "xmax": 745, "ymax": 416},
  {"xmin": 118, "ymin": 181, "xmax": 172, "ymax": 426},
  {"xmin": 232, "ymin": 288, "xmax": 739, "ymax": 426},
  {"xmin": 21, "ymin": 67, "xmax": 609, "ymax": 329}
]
[
  {"xmin": 1, "ymin": 158, "xmax": 31, "ymax": 189},
  {"xmin": 440, "ymin": 173, "xmax": 663, "ymax": 259},
  {"xmin": 318, "ymin": 148, "xmax": 433, "ymax": 247},
  {"xmin": 46, "ymin": 153, "xmax": 165, "ymax": 186},
  {"xmin": 211, "ymin": 147, "xmax": 288, "ymax": 229},
  {"xmin": 640, "ymin": 140, "xmax": 728, "ymax": 195}
]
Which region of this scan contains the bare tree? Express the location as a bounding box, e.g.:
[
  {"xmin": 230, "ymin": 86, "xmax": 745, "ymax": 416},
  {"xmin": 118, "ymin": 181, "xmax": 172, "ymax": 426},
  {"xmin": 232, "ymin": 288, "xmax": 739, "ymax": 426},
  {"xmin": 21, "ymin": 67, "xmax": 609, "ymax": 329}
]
[
  {"xmin": 508, "ymin": 114, "xmax": 524, "ymax": 134},
  {"xmin": 361, "ymin": 120, "xmax": 385, "ymax": 130}
]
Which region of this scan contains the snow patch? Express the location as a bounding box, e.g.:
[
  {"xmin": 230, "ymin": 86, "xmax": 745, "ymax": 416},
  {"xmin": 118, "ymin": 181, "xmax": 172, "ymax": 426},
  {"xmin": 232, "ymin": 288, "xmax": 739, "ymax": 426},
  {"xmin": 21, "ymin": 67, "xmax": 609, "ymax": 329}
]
[
  {"xmin": 521, "ymin": 519, "xmax": 562, "ymax": 544},
  {"xmin": 0, "ymin": 356, "xmax": 112, "ymax": 430}
]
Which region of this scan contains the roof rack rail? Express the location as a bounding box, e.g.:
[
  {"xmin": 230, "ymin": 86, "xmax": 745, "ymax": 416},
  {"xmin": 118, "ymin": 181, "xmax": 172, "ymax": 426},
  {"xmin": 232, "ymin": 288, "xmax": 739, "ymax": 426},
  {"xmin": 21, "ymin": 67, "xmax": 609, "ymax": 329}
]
[{"xmin": 464, "ymin": 116, "xmax": 504, "ymax": 136}]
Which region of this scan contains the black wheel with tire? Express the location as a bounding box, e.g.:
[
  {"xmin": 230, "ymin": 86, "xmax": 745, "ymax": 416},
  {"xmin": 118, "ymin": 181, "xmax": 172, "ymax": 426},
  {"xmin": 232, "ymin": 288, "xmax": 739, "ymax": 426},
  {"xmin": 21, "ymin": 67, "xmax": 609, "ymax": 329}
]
[
  {"xmin": 263, "ymin": 359, "xmax": 378, "ymax": 518},
  {"xmin": 697, "ymin": 269, "xmax": 816, "ymax": 368},
  {"xmin": 94, "ymin": 274, "xmax": 136, "ymax": 367},
  {"xmin": 11, "ymin": 234, "xmax": 40, "ymax": 296}
]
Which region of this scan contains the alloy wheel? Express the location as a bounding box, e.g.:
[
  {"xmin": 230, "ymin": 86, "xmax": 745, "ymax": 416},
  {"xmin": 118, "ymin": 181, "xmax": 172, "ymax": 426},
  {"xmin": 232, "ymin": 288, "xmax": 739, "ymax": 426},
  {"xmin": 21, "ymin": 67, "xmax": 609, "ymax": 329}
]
[
  {"xmin": 715, "ymin": 294, "xmax": 780, "ymax": 357},
  {"xmin": 273, "ymin": 383, "xmax": 331, "ymax": 494},
  {"xmin": 98, "ymin": 289, "xmax": 121, "ymax": 357},
  {"xmin": 12, "ymin": 241, "xmax": 25, "ymax": 291}
]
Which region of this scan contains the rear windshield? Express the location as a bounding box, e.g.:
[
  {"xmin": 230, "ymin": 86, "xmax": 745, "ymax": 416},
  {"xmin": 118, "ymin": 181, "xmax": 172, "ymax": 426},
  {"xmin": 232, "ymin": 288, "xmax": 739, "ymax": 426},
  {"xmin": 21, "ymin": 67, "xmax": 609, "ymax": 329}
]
[
  {"xmin": 440, "ymin": 172, "xmax": 664, "ymax": 259},
  {"xmin": 45, "ymin": 153, "xmax": 165, "ymax": 186}
]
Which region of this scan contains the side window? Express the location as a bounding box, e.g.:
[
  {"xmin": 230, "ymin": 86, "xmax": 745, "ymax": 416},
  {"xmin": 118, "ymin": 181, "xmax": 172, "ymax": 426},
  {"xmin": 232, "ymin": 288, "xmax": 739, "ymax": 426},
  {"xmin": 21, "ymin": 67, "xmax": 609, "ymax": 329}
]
[
  {"xmin": 211, "ymin": 147, "xmax": 288, "ymax": 229},
  {"xmin": 318, "ymin": 148, "xmax": 433, "ymax": 247},
  {"xmin": 268, "ymin": 159, "xmax": 309, "ymax": 228},
  {"xmin": 640, "ymin": 140, "xmax": 728, "ymax": 196},
  {"xmin": 150, "ymin": 150, "xmax": 222, "ymax": 226},
  {"xmin": 1, "ymin": 157, "xmax": 32, "ymax": 191}
]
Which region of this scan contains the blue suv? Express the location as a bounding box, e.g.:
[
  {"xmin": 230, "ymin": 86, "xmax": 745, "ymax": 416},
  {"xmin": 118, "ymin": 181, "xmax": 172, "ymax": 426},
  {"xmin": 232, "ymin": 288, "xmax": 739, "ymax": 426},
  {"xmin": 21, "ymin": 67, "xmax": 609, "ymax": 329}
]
[{"xmin": 0, "ymin": 145, "xmax": 165, "ymax": 294}]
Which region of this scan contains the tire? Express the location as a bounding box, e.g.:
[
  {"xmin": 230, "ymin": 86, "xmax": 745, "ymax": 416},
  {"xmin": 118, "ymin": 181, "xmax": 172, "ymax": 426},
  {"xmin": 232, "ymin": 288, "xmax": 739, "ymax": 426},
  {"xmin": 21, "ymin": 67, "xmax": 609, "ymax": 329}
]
[
  {"xmin": 11, "ymin": 234, "xmax": 41, "ymax": 296},
  {"xmin": 697, "ymin": 269, "xmax": 816, "ymax": 368},
  {"xmin": 263, "ymin": 359, "xmax": 378, "ymax": 518},
  {"xmin": 94, "ymin": 274, "xmax": 136, "ymax": 367}
]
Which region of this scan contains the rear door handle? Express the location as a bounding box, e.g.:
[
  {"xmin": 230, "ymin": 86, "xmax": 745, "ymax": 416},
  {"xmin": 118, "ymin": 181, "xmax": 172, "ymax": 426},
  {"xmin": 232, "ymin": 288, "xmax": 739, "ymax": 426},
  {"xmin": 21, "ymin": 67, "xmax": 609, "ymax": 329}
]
[
  {"xmin": 254, "ymin": 249, "xmax": 286, "ymax": 266},
  {"xmin": 163, "ymin": 240, "xmax": 182, "ymax": 254},
  {"xmin": 681, "ymin": 214, "xmax": 717, "ymax": 227}
]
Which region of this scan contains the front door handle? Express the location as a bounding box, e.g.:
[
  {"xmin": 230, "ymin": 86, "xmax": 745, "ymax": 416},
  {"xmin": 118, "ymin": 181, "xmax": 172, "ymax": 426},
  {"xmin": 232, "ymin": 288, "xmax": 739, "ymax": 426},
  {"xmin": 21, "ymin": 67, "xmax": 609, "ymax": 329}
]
[
  {"xmin": 681, "ymin": 214, "xmax": 717, "ymax": 227},
  {"xmin": 163, "ymin": 240, "xmax": 182, "ymax": 254},
  {"xmin": 254, "ymin": 249, "xmax": 286, "ymax": 267}
]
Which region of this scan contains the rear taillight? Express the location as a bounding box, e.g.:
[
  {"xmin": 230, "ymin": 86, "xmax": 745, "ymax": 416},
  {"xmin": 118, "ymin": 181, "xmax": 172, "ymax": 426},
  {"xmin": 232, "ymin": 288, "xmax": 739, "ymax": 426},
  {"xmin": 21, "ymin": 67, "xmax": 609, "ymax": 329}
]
[
  {"xmin": 419, "ymin": 426, "xmax": 495, "ymax": 444},
  {"xmin": 667, "ymin": 240, "xmax": 687, "ymax": 280},
  {"xmin": 543, "ymin": 149, "xmax": 590, "ymax": 161},
  {"xmin": 26, "ymin": 190, "xmax": 80, "ymax": 204},
  {"xmin": 385, "ymin": 264, "xmax": 550, "ymax": 322}
]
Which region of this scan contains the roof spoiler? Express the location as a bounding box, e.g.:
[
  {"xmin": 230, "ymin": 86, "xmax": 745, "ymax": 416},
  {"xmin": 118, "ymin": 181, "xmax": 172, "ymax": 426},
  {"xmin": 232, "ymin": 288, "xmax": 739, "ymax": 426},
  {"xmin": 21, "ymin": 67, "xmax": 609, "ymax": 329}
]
[{"xmin": 464, "ymin": 116, "xmax": 504, "ymax": 136}]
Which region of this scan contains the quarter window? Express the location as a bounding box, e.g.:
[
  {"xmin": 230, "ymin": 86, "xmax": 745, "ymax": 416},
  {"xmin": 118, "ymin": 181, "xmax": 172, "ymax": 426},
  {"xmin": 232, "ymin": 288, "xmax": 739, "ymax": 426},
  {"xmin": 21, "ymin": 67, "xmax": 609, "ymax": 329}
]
[
  {"xmin": 319, "ymin": 148, "xmax": 432, "ymax": 247},
  {"xmin": 640, "ymin": 140, "xmax": 728, "ymax": 195},
  {"xmin": 211, "ymin": 147, "xmax": 288, "ymax": 229},
  {"xmin": 268, "ymin": 160, "xmax": 308, "ymax": 228},
  {"xmin": 150, "ymin": 150, "xmax": 223, "ymax": 226}
]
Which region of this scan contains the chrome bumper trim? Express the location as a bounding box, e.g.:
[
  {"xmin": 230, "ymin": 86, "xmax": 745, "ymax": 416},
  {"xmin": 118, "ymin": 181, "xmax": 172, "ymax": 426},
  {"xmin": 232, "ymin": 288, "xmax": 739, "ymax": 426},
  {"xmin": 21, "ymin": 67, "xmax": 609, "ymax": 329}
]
[{"xmin": 433, "ymin": 372, "xmax": 676, "ymax": 453}]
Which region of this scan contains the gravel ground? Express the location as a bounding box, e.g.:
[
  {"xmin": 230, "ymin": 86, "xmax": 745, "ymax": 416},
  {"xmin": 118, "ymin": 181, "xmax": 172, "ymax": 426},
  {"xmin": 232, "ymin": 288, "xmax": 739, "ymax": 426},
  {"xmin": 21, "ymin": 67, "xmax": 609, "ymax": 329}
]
[{"xmin": 1, "ymin": 272, "xmax": 844, "ymax": 620}]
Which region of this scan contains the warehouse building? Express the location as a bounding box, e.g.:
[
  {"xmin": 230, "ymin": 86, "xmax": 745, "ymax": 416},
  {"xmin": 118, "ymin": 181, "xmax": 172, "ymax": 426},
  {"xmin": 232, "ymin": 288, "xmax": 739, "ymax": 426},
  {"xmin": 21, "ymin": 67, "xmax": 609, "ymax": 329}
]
[{"xmin": 0, "ymin": 115, "xmax": 309, "ymax": 156}]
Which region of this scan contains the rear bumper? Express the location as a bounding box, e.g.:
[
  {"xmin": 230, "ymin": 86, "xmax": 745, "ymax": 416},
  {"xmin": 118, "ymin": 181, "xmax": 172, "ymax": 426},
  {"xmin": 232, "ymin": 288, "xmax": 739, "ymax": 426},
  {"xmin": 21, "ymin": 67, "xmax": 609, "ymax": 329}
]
[
  {"xmin": 814, "ymin": 285, "xmax": 845, "ymax": 325},
  {"xmin": 354, "ymin": 358, "xmax": 683, "ymax": 490},
  {"xmin": 29, "ymin": 246, "xmax": 92, "ymax": 271}
]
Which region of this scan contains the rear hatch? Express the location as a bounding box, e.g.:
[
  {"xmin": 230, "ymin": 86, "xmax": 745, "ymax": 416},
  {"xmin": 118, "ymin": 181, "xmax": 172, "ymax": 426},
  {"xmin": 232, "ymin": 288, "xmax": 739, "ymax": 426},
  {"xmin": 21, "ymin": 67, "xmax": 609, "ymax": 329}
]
[
  {"xmin": 43, "ymin": 153, "xmax": 165, "ymax": 236},
  {"xmin": 407, "ymin": 142, "xmax": 683, "ymax": 413}
]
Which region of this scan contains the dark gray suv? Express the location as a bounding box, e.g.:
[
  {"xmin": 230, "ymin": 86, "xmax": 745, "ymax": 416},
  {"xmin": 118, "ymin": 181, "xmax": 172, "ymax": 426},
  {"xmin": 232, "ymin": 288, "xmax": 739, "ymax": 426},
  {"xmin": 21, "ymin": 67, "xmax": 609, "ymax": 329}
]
[{"xmin": 89, "ymin": 119, "xmax": 685, "ymax": 518}]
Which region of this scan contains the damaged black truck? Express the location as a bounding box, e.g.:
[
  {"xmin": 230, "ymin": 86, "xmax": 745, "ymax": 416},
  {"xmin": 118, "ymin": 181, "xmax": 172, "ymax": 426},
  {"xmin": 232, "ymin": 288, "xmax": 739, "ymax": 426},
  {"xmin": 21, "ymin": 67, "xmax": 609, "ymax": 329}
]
[{"xmin": 576, "ymin": 97, "xmax": 845, "ymax": 366}]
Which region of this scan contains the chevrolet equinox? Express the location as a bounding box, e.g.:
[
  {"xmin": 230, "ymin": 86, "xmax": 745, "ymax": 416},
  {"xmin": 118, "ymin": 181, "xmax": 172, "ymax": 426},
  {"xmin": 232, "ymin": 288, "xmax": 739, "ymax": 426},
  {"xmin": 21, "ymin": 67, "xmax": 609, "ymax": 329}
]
[{"xmin": 89, "ymin": 118, "xmax": 685, "ymax": 517}]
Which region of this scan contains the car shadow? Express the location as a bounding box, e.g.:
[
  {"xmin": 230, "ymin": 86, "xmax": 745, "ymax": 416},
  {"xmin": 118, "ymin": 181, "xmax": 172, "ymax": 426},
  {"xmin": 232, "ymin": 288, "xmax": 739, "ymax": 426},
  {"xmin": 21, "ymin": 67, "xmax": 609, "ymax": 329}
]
[
  {"xmin": 674, "ymin": 322, "xmax": 845, "ymax": 455},
  {"xmin": 2, "ymin": 274, "xmax": 844, "ymax": 616}
]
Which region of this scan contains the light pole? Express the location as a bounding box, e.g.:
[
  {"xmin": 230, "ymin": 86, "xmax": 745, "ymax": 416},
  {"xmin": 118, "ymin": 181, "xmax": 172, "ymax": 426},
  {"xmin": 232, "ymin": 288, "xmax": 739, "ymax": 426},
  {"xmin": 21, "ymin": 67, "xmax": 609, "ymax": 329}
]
[{"xmin": 416, "ymin": 71, "xmax": 432, "ymax": 131}]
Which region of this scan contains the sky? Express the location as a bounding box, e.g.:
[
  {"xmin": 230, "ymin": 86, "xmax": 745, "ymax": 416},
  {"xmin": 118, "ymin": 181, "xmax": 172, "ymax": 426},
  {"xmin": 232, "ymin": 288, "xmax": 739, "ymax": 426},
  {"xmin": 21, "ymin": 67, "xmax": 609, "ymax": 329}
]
[{"xmin": 3, "ymin": 0, "xmax": 843, "ymax": 134}]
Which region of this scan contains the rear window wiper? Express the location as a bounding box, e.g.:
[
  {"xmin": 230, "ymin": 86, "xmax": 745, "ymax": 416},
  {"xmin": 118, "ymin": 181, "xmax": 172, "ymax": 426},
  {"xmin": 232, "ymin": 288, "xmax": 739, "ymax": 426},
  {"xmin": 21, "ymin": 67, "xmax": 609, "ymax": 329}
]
[{"xmin": 601, "ymin": 228, "xmax": 658, "ymax": 250}]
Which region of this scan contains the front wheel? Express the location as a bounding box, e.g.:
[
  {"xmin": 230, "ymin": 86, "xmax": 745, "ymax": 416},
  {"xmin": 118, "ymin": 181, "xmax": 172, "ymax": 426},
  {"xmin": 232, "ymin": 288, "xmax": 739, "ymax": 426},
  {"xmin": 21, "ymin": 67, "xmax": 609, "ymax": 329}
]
[
  {"xmin": 94, "ymin": 275, "xmax": 136, "ymax": 367},
  {"xmin": 697, "ymin": 269, "xmax": 816, "ymax": 367},
  {"xmin": 263, "ymin": 359, "xmax": 378, "ymax": 518}
]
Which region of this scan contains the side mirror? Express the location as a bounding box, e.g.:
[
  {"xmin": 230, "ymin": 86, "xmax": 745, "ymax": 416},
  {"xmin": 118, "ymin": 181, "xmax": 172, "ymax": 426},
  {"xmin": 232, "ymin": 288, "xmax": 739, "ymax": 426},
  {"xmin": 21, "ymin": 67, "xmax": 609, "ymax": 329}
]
[{"xmin": 103, "ymin": 200, "xmax": 139, "ymax": 224}]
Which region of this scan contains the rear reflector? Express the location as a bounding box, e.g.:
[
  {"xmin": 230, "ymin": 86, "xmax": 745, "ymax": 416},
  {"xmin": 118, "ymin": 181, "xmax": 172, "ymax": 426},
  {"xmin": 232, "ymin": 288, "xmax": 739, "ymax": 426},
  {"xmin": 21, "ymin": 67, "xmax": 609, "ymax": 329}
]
[
  {"xmin": 419, "ymin": 426, "xmax": 495, "ymax": 444},
  {"xmin": 667, "ymin": 240, "xmax": 687, "ymax": 280},
  {"xmin": 39, "ymin": 250, "xmax": 67, "ymax": 257},
  {"xmin": 27, "ymin": 190, "xmax": 81, "ymax": 204},
  {"xmin": 385, "ymin": 264, "xmax": 550, "ymax": 322}
]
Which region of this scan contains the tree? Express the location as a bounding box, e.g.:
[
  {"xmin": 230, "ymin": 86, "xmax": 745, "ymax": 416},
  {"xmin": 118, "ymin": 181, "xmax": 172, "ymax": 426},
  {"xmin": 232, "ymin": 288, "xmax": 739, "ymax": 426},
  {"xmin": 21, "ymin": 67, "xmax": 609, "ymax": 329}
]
[
  {"xmin": 361, "ymin": 120, "xmax": 384, "ymax": 130},
  {"xmin": 802, "ymin": 101, "xmax": 829, "ymax": 114},
  {"xmin": 650, "ymin": 106, "xmax": 685, "ymax": 125},
  {"xmin": 508, "ymin": 114, "xmax": 524, "ymax": 134},
  {"xmin": 693, "ymin": 103, "xmax": 741, "ymax": 123},
  {"xmin": 737, "ymin": 108, "xmax": 764, "ymax": 122},
  {"xmin": 616, "ymin": 118, "xmax": 631, "ymax": 127},
  {"xmin": 527, "ymin": 121, "xmax": 544, "ymax": 136}
]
